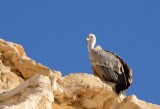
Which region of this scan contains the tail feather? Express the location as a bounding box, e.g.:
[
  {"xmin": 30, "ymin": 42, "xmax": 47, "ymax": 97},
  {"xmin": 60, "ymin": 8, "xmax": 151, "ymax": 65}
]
[{"xmin": 116, "ymin": 83, "xmax": 126, "ymax": 95}]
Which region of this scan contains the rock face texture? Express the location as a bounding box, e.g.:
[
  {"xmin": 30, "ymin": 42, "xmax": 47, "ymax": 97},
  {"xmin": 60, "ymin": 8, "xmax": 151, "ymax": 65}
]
[{"xmin": 0, "ymin": 39, "xmax": 159, "ymax": 109}]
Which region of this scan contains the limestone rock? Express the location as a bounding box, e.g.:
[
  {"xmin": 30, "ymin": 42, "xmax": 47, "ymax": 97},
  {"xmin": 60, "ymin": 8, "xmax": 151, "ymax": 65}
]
[
  {"xmin": 0, "ymin": 74, "xmax": 54, "ymax": 109},
  {"xmin": 0, "ymin": 39, "xmax": 61, "ymax": 79},
  {"xmin": 0, "ymin": 60, "xmax": 23, "ymax": 91},
  {"xmin": 53, "ymin": 73, "xmax": 160, "ymax": 109},
  {"xmin": 0, "ymin": 38, "xmax": 159, "ymax": 109}
]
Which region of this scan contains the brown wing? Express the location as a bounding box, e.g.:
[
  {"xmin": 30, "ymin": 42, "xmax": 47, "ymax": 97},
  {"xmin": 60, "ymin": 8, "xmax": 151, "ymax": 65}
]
[
  {"xmin": 104, "ymin": 50, "xmax": 133, "ymax": 89},
  {"xmin": 92, "ymin": 65, "xmax": 118, "ymax": 83},
  {"xmin": 91, "ymin": 49, "xmax": 132, "ymax": 93}
]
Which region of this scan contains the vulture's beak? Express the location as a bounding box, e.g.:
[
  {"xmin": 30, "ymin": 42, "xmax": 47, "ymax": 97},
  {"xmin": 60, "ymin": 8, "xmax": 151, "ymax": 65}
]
[{"xmin": 86, "ymin": 38, "xmax": 89, "ymax": 42}]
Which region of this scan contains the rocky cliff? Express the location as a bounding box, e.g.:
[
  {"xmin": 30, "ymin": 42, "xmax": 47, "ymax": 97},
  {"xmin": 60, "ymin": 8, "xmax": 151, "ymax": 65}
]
[{"xmin": 0, "ymin": 39, "xmax": 159, "ymax": 109}]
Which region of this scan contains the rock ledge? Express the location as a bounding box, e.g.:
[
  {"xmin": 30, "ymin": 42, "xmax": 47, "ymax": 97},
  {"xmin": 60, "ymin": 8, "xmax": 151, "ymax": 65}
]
[{"xmin": 0, "ymin": 39, "xmax": 159, "ymax": 109}]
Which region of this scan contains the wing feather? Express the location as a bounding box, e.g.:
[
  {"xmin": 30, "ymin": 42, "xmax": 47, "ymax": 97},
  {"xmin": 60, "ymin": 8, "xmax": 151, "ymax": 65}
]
[
  {"xmin": 90, "ymin": 48, "xmax": 132, "ymax": 92},
  {"xmin": 104, "ymin": 50, "xmax": 133, "ymax": 87},
  {"xmin": 92, "ymin": 65, "xmax": 118, "ymax": 82}
]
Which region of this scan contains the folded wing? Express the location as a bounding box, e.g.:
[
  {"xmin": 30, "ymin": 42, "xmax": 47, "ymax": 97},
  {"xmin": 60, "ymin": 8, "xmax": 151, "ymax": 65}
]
[{"xmin": 90, "ymin": 49, "xmax": 132, "ymax": 93}]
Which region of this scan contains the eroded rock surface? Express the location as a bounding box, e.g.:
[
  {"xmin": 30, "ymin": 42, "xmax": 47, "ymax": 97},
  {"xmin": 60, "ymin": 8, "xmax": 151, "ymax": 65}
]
[{"xmin": 0, "ymin": 39, "xmax": 159, "ymax": 109}]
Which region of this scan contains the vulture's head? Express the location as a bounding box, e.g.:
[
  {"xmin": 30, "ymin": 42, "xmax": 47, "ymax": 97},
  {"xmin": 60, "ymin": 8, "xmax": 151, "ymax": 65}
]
[{"xmin": 86, "ymin": 34, "xmax": 96, "ymax": 44}]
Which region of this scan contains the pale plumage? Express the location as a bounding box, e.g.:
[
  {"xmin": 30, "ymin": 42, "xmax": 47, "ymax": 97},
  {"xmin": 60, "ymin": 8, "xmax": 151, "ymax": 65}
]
[{"xmin": 86, "ymin": 34, "xmax": 132, "ymax": 94}]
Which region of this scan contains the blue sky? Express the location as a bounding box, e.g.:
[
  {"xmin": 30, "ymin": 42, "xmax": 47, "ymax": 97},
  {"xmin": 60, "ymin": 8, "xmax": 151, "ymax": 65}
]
[{"xmin": 0, "ymin": 0, "xmax": 160, "ymax": 104}]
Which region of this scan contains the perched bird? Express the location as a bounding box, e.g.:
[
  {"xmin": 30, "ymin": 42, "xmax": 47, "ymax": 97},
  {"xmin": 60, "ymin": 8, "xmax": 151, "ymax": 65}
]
[{"xmin": 86, "ymin": 34, "xmax": 133, "ymax": 94}]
